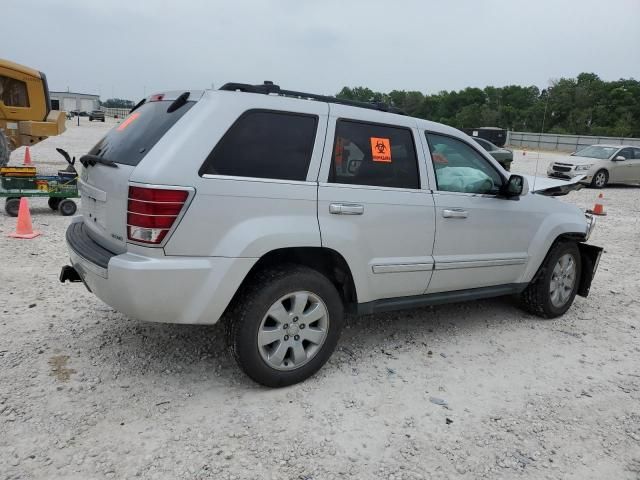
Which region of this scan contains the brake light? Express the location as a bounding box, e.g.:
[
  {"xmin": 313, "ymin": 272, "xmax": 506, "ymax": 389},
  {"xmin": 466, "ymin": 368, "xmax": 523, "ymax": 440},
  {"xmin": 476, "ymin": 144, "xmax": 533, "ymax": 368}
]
[{"xmin": 127, "ymin": 186, "xmax": 189, "ymax": 244}]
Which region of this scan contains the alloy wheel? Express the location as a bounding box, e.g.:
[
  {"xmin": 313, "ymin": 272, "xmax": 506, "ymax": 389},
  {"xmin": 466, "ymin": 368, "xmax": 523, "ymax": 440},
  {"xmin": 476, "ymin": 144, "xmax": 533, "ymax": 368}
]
[
  {"xmin": 594, "ymin": 172, "xmax": 607, "ymax": 188},
  {"xmin": 549, "ymin": 253, "xmax": 577, "ymax": 308},
  {"xmin": 258, "ymin": 291, "xmax": 330, "ymax": 371}
]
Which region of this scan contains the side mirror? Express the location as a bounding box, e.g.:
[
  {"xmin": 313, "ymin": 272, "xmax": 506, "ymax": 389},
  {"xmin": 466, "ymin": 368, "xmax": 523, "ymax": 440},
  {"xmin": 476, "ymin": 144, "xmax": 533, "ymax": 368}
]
[
  {"xmin": 613, "ymin": 155, "xmax": 626, "ymax": 161},
  {"xmin": 500, "ymin": 174, "xmax": 528, "ymax": 198}
]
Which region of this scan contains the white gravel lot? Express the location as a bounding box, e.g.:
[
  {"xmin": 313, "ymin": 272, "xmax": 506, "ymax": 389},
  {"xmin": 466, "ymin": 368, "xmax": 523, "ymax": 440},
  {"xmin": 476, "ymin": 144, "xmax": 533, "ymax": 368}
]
[{"xmin": 1, "ymin": 118, "xmax": 639, "ymax": 480}]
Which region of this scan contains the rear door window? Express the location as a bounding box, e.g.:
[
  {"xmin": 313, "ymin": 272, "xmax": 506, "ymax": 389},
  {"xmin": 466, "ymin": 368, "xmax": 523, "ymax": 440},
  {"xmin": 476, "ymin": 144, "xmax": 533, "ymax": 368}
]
[
  {"xmin": 329, "ymin": 120, "xmax": 420, "ymax": 189},
  {"xmin": 88, "ymin": 100, "xmax": 194, "ymax": 166},
  {"xmin": 199, "ymin": 110, "xmax": 318, "ymax": 181}
]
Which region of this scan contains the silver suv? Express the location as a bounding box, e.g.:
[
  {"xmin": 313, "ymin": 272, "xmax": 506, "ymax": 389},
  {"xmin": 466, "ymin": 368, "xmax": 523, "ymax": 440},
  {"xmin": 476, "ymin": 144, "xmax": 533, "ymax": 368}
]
[{"xmin": 60, "ymin": 83, "xmax": 602, "ymax": 387}]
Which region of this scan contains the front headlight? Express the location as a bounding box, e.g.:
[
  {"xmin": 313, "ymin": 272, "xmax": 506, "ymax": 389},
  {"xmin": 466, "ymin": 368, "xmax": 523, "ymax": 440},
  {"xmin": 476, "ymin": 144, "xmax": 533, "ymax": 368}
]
[
  {"xmin": 575, "ymin": 164, "xmax": 593, "ymax": 171},
  {"xmin": 585, "ymin": 213, "xmax": 596, "ymax": 241}
]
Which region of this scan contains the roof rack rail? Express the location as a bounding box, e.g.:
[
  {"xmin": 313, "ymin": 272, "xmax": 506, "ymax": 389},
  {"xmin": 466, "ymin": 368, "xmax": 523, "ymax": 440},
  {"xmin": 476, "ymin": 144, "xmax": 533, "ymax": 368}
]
[{"xmin": 219, "ymin": 81, "xmax": 407, "ymax": 116}]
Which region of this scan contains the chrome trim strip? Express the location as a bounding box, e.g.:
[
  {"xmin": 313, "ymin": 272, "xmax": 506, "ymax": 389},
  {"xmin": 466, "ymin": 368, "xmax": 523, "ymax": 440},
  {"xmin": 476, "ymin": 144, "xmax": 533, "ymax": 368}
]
[
  {"xmin": 372, "ymin": 263, "xmax": 434, "ymax": 274},
  {"xmin": 202, "ymin": 174, "xmax": 313, "ymax": 186},
  {"xmin": 435, "ymin": 257, "xmax": 527, "ymax": 270}
]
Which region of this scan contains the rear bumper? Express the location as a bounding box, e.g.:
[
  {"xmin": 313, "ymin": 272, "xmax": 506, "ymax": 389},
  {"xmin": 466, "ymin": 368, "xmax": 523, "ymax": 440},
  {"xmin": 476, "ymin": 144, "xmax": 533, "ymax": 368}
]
[{"xmin": 62, "ymin": 218, "xmax": 255, "ymax": 324}]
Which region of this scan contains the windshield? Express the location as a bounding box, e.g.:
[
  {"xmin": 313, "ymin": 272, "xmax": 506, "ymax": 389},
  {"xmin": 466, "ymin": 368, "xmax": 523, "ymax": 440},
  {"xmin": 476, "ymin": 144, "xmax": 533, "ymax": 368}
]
[{"xmin": 572, "ymin": 145, "xmax": 618, "ymax": 160}]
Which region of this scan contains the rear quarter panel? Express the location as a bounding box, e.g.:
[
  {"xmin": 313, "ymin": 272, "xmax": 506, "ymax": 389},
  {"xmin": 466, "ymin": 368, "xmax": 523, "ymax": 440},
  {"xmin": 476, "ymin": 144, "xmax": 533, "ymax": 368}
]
[{"xmin": 129, "ymin": 92, "xmax": 329, "ymax": 258}]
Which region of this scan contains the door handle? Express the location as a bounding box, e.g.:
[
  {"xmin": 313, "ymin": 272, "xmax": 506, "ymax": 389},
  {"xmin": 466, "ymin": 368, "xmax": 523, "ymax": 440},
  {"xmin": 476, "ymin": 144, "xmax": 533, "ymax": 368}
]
[
  {"xmin": 442, "ymin": 208, "xmax": 468, "ymax": 219},
  {"xmin": 329, "ymin": 203, "xmax": 364, "ymax": 215}
]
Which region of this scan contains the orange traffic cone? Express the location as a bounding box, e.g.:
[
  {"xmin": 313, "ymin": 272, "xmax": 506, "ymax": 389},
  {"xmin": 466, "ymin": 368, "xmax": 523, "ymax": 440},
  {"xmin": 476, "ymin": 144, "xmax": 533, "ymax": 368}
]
[
  {"xmin": 8, "ymin": 198, "xmax": 41, "ymax": 239},
  {"xmin": 588, "ymin": 192, "xmax": 606, "ymax": 216},
  {"xmin": 23, "ymin": 146, "xmax": 32, "ymax": 165}
]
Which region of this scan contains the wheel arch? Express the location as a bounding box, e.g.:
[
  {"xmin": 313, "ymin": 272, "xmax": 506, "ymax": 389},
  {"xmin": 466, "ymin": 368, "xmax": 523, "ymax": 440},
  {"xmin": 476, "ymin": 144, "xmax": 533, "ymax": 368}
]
[
  {"xmin": 521, "ymin": 221, "xmax": 587, "ymax": 285},
  {"xmin": 228, "ymin": 246, "xmax": 358, "ymax": 314}
]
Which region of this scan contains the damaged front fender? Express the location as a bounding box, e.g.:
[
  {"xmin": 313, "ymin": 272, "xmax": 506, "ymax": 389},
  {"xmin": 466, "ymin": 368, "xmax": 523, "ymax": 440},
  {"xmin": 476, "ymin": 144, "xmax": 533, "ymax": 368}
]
[{"xmin": 524, "ymin": 175, "xmax": 586, "ymax": 196}]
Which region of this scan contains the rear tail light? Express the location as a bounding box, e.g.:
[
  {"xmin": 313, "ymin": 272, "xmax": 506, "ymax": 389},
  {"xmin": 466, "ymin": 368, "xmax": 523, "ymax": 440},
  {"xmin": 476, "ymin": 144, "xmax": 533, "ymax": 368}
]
[{"xmin": 127, "ymin": 186, "xmax": 189, "ymax": 244}]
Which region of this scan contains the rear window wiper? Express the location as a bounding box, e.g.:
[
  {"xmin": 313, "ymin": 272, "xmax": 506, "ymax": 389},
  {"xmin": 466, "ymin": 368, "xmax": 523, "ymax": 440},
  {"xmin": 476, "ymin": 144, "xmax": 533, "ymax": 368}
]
[
  {"xmin": 129, "ymin": 98, "xmax": 146, "ymax": 113},
  {"xmin": 79, "ymin": 154, "xmax": 119, "ymax": 168}
]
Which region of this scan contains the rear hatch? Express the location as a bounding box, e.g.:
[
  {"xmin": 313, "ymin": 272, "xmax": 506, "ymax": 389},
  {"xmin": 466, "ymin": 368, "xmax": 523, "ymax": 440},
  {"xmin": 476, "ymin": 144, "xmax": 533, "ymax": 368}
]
[{"xmin": 78, "ymin": 91, "xmax": 200, "ymax": 253}]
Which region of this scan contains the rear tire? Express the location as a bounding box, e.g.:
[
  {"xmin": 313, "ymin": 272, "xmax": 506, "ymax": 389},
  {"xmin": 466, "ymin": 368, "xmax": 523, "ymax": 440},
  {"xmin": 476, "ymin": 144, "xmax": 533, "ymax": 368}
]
[
  {"xmin": 48, "ymin": 197, "xmax": 61, "ymax": 210},
  {"xmin": 227, "ymin": 265, "xmax": 344, "ymax": 387},
  {"xmin": 58, "ymin": 199, "xmax": 77, "ymax": 216},
  {"xmin": 520, "ymin": 241, "xmax": 581, "ymax": 318},
  {"xmin": 590, "ymin": 169, "xmax": 608, "ymax": 188},
  {"xmin": 0, "ymin": 129, "xmax": 10, "ymax": 167},
  {"xmin": 5, "ymin": 197, "xmax": 20, "ymax": 217}
]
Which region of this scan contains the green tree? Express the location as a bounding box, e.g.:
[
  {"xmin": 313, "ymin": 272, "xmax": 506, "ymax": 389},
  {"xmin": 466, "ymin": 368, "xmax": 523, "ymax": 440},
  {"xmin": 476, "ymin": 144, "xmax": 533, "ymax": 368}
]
[{"xmin": 335, "ymin": 74, "xmax": 640, "ymax": 137}]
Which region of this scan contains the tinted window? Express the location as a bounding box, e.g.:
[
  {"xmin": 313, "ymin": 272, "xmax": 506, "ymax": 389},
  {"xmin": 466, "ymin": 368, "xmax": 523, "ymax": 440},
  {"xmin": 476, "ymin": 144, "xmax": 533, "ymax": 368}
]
[
  {"xmin": 0, "ymin": 75, "xmax": 29, "ymax": 107},
  {"xmin": 634, "ymin": 148, "xmax": 640, "ymax": 159},
  {"xmin": 426, "ymin": 133, "xmax": 503, "ymax": 194},
  {"xmin": 330, "ymin": 120, "xmax": 419, "ymax": 189},
  {"xmin": 200, "ymin": 111, "xmax": 318, "ymax": 181},
  {"xmin": 89, "ymin": 100, "xmax": 194, "ymax": 166}
]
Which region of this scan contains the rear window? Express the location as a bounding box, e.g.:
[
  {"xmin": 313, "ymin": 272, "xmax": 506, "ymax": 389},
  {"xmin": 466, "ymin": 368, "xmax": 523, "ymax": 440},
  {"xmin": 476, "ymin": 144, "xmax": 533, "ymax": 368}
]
[{"xmin": 88, "ymin": 100, "xmax": 194, "ymax": 166}]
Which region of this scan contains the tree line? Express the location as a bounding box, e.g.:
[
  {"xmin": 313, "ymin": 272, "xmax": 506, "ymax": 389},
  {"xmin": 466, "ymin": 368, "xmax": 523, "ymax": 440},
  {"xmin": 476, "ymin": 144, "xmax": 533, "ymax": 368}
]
[
  {"xmin": 100, "ymin": 98, "xmax": 135, "ymax": 109},
  {"xmin": 336, "ymin": 73, "xmax": 640, "ymax": 137}
]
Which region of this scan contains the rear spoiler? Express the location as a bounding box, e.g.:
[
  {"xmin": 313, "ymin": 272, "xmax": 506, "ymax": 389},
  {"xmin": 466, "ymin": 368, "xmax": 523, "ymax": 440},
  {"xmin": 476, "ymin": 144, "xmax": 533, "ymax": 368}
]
[{"xmin": 130, "ymin": 90, "xmax": 205, "ymax": 113}]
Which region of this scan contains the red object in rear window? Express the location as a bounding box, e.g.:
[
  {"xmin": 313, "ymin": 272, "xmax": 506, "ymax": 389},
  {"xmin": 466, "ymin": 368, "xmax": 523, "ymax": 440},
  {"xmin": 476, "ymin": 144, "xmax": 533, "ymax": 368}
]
[{"xmin": 126, "ymin": 186, "xmax": 189, "ymax": 245}]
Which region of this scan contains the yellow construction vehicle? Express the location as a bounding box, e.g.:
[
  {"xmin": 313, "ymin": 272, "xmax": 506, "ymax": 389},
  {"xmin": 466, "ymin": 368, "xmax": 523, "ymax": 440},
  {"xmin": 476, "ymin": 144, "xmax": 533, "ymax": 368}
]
[{"xmin": 0, "ymin": 58, "xmax": 66, "ymax": 166}]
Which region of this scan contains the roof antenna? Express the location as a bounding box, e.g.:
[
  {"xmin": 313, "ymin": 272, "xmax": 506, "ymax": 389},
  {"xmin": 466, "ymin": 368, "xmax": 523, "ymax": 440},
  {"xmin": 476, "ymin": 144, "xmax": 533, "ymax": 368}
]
[{"xmin": 533, "ymin": 87, "xmax": 551, "ymax": 192}]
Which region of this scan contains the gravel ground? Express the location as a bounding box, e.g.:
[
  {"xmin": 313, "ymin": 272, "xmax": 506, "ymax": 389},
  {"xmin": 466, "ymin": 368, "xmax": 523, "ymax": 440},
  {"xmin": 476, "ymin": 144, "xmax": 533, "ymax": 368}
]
[{"xmin": 1, "ymin": 119, "xmax": 639, "ymax": 480}]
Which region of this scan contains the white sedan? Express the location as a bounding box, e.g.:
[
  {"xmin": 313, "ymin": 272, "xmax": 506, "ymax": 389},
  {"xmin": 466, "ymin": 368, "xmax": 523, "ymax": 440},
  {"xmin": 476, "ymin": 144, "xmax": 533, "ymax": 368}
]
[{"xmin": 547, "ymin": 144, "xmax": 640, "ymax": 188}]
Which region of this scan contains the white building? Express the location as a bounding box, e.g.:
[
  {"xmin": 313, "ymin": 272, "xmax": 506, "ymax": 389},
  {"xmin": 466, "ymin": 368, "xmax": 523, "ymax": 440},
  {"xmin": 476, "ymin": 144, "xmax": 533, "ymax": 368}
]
[{"xmin": 50, "ymin": 91, "xmax": 100, "ymax": 113}]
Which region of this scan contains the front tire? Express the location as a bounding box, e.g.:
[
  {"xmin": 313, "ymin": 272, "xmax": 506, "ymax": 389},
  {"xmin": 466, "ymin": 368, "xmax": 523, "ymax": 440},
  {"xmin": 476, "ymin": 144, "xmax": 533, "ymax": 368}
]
[
  {"xmin": 520, "ymin": 241, "xmax": 581, "ymax": 318},
  {"xmin": 590, "ymin": 169, "xmax": 608, "ymax": 188},
  {"xmin": 228, "ymin": 265, "xmax": 344, "ymax": 387}
]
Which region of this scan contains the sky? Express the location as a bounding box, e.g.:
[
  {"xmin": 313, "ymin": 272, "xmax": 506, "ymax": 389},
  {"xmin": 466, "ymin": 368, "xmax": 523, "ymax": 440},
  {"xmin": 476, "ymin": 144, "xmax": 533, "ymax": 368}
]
[{"xmin": 3, "ymin": 0, "xmax": 640, "ymax": 101}]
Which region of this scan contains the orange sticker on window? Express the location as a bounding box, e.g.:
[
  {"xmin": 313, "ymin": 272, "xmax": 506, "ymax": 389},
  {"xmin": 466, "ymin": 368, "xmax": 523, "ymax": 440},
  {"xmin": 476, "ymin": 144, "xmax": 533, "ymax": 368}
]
[
  {"xmin": 370, "ymin": 137, "xmax": 391, "ymax": 162},
  {"xmin": 116, "ymin": 112, "xmax": 140, "ymax": 131}
]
